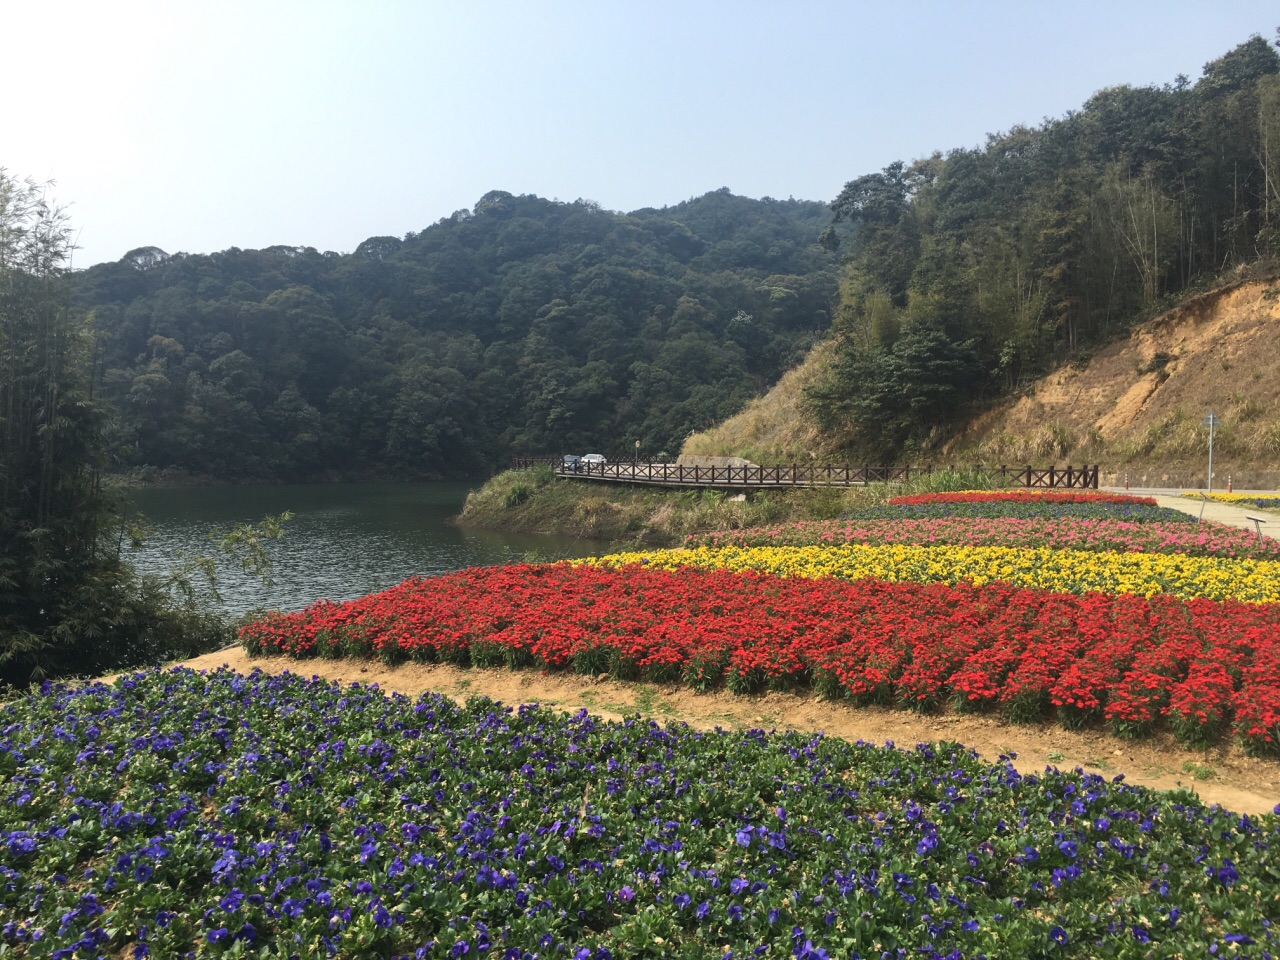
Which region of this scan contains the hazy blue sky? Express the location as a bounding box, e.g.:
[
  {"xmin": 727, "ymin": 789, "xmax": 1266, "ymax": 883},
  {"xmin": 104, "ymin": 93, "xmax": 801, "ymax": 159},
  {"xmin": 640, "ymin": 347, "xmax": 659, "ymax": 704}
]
[{"xmin": 8, "ymin": 1, "xmax": 1278, "ymax": 266}]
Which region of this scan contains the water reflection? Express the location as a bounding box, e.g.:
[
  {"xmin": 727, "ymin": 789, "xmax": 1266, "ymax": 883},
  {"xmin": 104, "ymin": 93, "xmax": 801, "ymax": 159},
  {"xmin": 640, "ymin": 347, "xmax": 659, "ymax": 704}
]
[{"xmin": 123, "ymin": 482, "xmax": 604, "ymax": 615}]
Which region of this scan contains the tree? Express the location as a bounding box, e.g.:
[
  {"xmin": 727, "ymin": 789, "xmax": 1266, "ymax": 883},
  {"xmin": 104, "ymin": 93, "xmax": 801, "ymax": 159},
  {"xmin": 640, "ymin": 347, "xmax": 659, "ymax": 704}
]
[
  {"xmin": 806, "ymin": 326, "xmax": 983, "ymax": 456},
  {"xmin": 0, "ymin": 172, "xmax": 237, "ymax": 684},
  {"xmin": 0, "ymin": 171, "xmax": 124, "ymax": 680}
]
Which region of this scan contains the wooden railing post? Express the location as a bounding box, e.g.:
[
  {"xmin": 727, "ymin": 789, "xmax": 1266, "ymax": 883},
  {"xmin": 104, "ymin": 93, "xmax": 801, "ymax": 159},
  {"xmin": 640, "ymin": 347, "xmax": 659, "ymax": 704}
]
[{"xmin": 514, "ymin": 457, "xmax": 1107, "ymax": 492}]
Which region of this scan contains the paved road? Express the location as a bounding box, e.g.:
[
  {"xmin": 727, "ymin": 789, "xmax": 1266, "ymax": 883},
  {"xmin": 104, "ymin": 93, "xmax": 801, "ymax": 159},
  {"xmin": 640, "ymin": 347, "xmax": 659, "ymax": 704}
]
[{"xmin": 1102, "ymin": 487, "xmax": 1277, "ymax": 539}]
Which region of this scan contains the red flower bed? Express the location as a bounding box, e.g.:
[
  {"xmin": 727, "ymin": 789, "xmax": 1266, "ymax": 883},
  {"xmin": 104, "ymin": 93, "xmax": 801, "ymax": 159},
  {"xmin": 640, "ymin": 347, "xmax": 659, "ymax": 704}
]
[
  {"xmin": 240, "ymin": 563, "xmax": 1280, "ymax": 751},
  {"xmin": 888, "ymin": 491, "xmax": 1157, "ymax": 506}
]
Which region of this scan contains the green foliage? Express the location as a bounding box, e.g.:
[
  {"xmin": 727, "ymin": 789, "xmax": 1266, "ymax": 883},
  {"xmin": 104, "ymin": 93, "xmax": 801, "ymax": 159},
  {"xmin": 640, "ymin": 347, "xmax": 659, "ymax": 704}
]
[
  {"xmin": 74, "ymin": 189, "xmax": 838, "ymax": 481},
  {"xmin": 0, "ymin": 171, "xmax": 132, "ymax": 683},
  {"xmin": 0, "ymin": 171, "xmax": 288, "ymax": 685},
  {"xmin": 895, "ymin": 467, "xmax": 999, "ymax": 495},
  {"xmin": 814, "ymin": 33, "xmax": 1280, "ymax": 459},
  {"xmin": 807, "ymin": 326, "xmax": 983, "ymax": 455}
]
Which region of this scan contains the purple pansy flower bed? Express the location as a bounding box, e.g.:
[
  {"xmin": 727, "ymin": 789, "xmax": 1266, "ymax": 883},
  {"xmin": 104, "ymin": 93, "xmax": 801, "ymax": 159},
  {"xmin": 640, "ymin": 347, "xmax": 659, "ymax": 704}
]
[{"xmin": 1, "ymin": 668, "xmax": 1276, "ymax": 958}]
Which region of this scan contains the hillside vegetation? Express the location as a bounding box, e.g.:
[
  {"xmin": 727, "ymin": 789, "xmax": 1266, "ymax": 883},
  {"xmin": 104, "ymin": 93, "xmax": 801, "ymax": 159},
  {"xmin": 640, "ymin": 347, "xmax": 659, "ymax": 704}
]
[
  {"xmin": 687, "ymin": 273, "xmax": 1280, "ymax": 486},
  {"xmin": 801, "ymin": 34, "xmax": 1280, "ymax": 459},
  {"xmin": 958, "ymin": 274, "xmax": 1280, "ymax": 485},
  {"xmin": 70, "ymin": 32, "xmax": 1280, "ymax": 488},
  {"xmin": 76, "ymin": 190, "xmax": 836, "ymax": 481}
]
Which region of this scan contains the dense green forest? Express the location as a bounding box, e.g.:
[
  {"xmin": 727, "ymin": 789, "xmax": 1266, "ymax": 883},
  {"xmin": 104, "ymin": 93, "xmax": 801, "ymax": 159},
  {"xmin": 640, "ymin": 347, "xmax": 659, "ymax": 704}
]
[
  {"xmin": 78, "ymin": 32, "xmax": 1280, "ymax": 478},
  {"xmin": 808, "ymin": 32, "xmax": 1280, "ymax": 456},
  {"xmin": 76, "ymin": 191, "xmax": 836, "ymax": 480},
  {"xmin": 0, "ymin": 171, "xmax": 244, "ymax": 685}
]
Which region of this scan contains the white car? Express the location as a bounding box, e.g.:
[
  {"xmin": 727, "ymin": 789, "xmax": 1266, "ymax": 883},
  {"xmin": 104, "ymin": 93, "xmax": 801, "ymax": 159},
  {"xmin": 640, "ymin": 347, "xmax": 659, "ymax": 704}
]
[{"xmin": 581, "ymin": 453, "xmax": 607, "ymax": 467}]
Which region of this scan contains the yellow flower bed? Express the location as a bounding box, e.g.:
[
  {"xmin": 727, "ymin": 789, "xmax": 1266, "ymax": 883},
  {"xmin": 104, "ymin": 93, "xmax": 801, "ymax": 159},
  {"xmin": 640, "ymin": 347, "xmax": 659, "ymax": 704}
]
[
  {"xmin": 581, "ymin": 544, "xmax": 1280, "ymax": 603},
  {"xmin": 1180, "ymin": 491, "xmax": 1280, "ymax": 505}
]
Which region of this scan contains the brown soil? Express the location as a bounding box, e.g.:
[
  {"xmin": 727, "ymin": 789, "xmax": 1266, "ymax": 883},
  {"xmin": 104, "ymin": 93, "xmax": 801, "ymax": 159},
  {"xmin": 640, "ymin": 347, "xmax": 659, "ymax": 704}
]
[
  {"xmin": 681, "ymin": 274, "xmax": 1280, "ymax": 487},
  {"xmin": 954, "ymin": 276, "xmax": 1280, "ymax": 486},
  {"xmin": 172, "ymin": 646, "xmax": 1280, "ymax": 816}
]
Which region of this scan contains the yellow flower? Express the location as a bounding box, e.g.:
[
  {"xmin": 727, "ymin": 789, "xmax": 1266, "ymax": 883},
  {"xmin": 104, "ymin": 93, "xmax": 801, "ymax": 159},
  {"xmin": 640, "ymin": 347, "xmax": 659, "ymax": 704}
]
[{"xmin": 579, "ymin": 544, "xmax": 1280, "ymax": 604}]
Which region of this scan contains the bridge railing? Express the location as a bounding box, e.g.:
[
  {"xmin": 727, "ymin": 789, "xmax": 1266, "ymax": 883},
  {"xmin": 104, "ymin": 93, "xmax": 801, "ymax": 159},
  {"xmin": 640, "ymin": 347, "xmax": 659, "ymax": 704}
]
[{"xmin": 510, "ymin": 458, "xmax": 1100, "ymax": 490}]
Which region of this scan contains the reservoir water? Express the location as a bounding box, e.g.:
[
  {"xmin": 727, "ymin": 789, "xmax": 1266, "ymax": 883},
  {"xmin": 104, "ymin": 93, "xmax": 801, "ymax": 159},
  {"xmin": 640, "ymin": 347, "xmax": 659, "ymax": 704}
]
[{"xmin": 123, "ymin": 482, "xmax": 604, "ymax": 615}]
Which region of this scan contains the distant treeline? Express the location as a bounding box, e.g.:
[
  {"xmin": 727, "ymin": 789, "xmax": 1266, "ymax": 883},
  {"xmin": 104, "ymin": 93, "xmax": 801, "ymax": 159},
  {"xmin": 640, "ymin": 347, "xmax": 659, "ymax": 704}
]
[
  {"xmin": 76, "ymin": 191, "xmax": 836, "ymax": 480},
  {"xmin": 808, "ymin": 32, "xmax": 1280, "ymax": 456},
  {"xmin": 75, "ymin": 33, "xmax": 1280, "ymax": 479}
]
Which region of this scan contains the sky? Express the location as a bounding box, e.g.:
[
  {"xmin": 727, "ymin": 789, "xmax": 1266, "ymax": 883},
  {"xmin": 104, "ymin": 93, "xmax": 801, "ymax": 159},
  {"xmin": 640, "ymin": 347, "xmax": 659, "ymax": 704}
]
[{"xmin": 7, "ymin": 1, "xmax": 1279, "ymax": 267}]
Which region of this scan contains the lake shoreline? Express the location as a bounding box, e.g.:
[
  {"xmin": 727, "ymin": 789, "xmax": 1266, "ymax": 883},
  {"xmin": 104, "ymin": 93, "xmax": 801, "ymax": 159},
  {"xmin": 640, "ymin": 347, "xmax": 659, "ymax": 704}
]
[
  {"xmin": 456, "ymin": 466, "xmax": 909, "ymax": 546},
  {"xmin": 123, "ymin": 481, "xmax": 603, "ymax": 616}
]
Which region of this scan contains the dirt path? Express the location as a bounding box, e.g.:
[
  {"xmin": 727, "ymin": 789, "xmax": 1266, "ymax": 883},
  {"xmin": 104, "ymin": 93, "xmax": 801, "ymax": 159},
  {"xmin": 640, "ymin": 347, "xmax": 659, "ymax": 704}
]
[
  {"xmin": 1101, "ymin": 486, "xmax": 1279, "ymax": 536},
  {"xmin": 171, "ymin": 646, "xmax": 1280, "ymax": 816}
]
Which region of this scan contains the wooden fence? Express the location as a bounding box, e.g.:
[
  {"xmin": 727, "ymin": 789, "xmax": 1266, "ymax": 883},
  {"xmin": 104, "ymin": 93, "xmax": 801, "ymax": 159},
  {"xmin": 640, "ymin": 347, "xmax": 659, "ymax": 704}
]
[{"xmin": 510, "ymin": 458, "xmax": 1100, "ymax": 490}]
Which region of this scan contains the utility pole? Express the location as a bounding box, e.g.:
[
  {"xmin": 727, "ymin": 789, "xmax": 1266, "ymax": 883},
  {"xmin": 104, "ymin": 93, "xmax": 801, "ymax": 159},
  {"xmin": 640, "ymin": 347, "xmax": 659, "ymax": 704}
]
[{"xmin": 1203, "ymin": 411, "xmax": 1221, "ymax": 494}]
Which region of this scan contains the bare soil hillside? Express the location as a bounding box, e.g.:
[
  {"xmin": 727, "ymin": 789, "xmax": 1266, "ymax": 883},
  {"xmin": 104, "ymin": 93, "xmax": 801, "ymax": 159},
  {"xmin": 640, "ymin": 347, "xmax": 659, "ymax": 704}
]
[
  {"xmin": 955, "ymin": 277, "xmax": 1280, "ymax": 487},
  {"xmin": 684, "ymin": 276, "xmax": 1280, "ymax": 486}
]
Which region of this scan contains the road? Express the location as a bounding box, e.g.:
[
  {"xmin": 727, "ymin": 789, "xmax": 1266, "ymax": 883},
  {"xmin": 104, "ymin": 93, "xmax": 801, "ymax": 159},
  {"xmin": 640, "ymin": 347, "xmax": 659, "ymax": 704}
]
[{"xmin": 1103, "ymin": 487, "xmax": 1277, "ymax": 539}]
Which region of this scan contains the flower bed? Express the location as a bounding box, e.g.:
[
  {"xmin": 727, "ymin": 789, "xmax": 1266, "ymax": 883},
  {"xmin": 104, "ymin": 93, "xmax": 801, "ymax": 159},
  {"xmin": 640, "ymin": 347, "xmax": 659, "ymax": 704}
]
[
  {"xmin": 844, "ymin": 502, "xmax": 1196, "ymax": 522},
  {"xmin": 1182, "ymin": 491, "xmax": 1280, "ymax": 510},
  {"xmin": 2, "ymin": 668, "xmax": 1278, "ymax": 958},
  {"xmin": 689, "ymin": 516, "xmax": 1280, "ymax": 559},
  {"xmin": 591, "ymin": 543, "xmax": 1280, "ymax": 603},
  {"xmin": 889, "ymin": 491, "xmax": 1157, "ymax": 506},
  {"xmin": 240, "ymin": 563, "xmax": 1280, "ymax": 750}
]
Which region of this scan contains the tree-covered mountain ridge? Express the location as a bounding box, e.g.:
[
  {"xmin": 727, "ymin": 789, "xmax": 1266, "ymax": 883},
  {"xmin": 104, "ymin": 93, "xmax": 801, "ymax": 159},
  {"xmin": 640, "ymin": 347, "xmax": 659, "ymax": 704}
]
[
  {"xmin": 74, "ymin": 31, "xmax": 1280, "ymax": 483},
  {"xmin": 683, "ymin": 270, "xmax": 1280, "ymax": 487},
  {"xmin": 75, "ymin": 189, "xmax": 837, "ymax": 481},
  {"xmin": 784, "ymin": 32, "xmax": 1280, "ymax": 465}
]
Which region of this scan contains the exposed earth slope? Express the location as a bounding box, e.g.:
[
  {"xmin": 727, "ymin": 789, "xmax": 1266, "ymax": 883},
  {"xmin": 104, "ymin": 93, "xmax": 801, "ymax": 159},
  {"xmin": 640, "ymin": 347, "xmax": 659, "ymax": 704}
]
[
  {"xmin": 958, "ymin": 276, "xmax": 1280, "ymax": 487},
  {"xmin": 686, "ymin": 275, "xmax": 1280, "ymax": 486}
]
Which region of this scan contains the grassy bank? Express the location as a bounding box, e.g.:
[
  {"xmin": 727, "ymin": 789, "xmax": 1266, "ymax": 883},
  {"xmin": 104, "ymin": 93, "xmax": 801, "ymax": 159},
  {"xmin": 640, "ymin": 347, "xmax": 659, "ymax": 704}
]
[{"xmin": 456, "ymin": 465, "xmax": 997, "ymax": 546}]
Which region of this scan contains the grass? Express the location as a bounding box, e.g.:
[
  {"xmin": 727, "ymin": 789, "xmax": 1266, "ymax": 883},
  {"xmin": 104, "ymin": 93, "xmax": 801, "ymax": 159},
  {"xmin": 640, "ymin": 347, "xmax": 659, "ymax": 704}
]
[
  {"xmin": 459, "ymin": 466, "xmax": 1009, "ymax": 547},
  {"xmin": 681, "ymin": 339, "xmax": 838, "ymax": 463},
  {"xmin": 632, "ymin": 685, "xmax": 675, "ymax": 716},
  {"xmin": 1182, "ymin": 760, "xmax": 1217, "ymax": 781}
]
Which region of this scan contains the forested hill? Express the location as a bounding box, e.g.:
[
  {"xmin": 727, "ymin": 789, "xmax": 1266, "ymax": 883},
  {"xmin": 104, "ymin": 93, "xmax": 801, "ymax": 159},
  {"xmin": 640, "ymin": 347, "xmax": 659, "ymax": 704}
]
[
  {"xmin": 805, "ymin": 33, "xmax": 1280, "ymax": 458},
  {"xmin": 76, "ymin": 189, "xmax": 836, "ymax": 480}
]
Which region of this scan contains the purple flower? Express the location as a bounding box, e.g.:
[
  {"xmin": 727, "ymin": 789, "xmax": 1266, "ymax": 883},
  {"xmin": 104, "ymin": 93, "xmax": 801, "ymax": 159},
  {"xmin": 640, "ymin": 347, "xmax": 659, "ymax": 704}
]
[
  {"xmin": 794, "ymin": 941, "xmax": 828, "ymax": 960},
  {"xmin": 1215, "ymin": 860, "xmax": 1239, "ymax": 887}
]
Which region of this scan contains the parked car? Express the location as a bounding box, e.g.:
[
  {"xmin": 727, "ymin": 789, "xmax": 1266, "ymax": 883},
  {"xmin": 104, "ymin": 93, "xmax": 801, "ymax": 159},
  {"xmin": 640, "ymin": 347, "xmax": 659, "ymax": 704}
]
[
  {"xmin": 581, "ymin": 453, "xmax": 607, "ymax": 468},
  {"xmin": 561, "ymin": 454, "xmax": 581, "ymax": 472}
]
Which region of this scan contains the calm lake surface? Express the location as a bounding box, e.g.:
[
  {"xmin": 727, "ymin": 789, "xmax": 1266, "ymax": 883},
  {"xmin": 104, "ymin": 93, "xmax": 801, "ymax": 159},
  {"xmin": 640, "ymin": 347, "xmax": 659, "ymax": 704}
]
[{"xmin": 125, "ymin": 482, "xmax": 604, "ymax": 615}]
